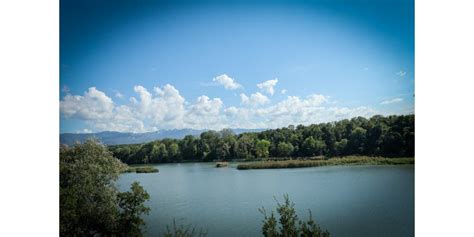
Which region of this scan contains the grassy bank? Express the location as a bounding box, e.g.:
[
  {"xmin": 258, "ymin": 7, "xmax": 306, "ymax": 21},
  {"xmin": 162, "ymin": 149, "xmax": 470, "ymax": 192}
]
[
  {"xmin": 236, "ymin": 156, "xmax": 414, "ymax": 170},
  {"xmin": 124, "ymin": 166, "xmax": 159, "ymax": 173}
]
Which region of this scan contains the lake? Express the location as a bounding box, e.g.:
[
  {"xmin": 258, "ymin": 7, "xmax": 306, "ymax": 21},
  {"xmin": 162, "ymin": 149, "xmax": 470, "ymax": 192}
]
[{"xmin": 118, "ymin": 163, "xmax": 414, "ymax": 237}]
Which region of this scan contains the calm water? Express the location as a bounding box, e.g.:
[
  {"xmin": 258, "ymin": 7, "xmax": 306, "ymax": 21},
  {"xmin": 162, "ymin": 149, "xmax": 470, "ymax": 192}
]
[{"xmin": 118, "ymin": 163, "xmax": 414, "ymax": 237}]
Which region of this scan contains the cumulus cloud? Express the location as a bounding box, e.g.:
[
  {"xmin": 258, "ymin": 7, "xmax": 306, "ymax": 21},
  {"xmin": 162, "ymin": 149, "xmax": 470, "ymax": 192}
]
[
  {"xmin": 381, "ymin": 98, "xmax": 403, "ymax": 105},
  {"xmin": 188, "ymin": 96, "xmax": 223, "ymax": 116},
  {"xmin": 240, "ymin": 92, "xmax": 270, "ymax": 106},
  {"xmin": 61, "ymin": 85, "xmax": 380, "ymax": 132},
  {"xmin": 257, "ymin": 78, "xmax": 278, "ymax": 95},
  {"xmin": 281, "ymin": 89, "xmax": 287, "ymax": 94},
  {"xmin": 224, "ymin": 94, "xmax": 373, "ymax": 129},
  {"xmin": 261, "ymin": 96, "xmax": 373, "ymax": 128},
  {"xmin": 213, "ymin": 74, "xmax": 242, "ymax": 90},
  {"xmin": 224, "ymin": 106, "xmax": 239, "ymax": 116},
  {"xmin": 60, "ymin": 87, "xmax": 114, "ymax": 120},
  {"xmin": 185, "ymin": 96, "xmax": 224, "ymax": 129}
]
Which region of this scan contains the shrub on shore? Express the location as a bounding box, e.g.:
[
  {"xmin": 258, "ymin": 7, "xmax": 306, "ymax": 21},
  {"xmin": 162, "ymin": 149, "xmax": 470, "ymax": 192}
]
[{"xmin": 260, "ymin": 194, "xmax": 330, "ymax": 237}]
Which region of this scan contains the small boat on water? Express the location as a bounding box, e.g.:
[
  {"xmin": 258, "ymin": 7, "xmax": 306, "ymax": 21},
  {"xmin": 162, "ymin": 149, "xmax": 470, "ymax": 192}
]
[{"xmin": 215, "ymin": 162, "xmax": 229, "ymax": 168}]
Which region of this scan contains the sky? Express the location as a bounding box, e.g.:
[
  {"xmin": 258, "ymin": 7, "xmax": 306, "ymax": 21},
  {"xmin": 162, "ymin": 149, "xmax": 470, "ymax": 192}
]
[{"xmin": 60, "ymin": 0, "xmax": 414, "ymax": 133}]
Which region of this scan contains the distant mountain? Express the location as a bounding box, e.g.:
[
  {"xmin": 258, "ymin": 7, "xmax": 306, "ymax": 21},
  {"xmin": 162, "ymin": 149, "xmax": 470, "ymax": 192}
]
[{"xmin": 60, "ymin": 128, "xmax": 265, "ymax": 145}]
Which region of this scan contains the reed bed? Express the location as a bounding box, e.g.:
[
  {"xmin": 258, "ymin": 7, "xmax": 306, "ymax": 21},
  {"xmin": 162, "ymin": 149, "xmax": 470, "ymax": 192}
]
[{"xmin": 237, "ymin": 156, "xmax": 414, "ymax": 170}]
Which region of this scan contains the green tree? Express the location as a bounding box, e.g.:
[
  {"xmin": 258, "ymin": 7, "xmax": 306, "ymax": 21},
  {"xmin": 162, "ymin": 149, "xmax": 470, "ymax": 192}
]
[
  {"xmin": 216, "ymin": 139, "xmax": 231, "ymax": 160},
  {"xmin": 302, "ymin": 137, "xmax": 326, "ymax": 156},
  {"xmin": 181, "ymin": 135, "xmax": 198, "ymax": 160},
  {"xmin": 117, "ymin": 182, "xmax": 151, "ymax": 236},
  {"xmin": 60, "ymin": 140, "xmax": 150, "ymax": 236},
  {"xmin": 168, "ymin": 142, "xmax": 180, "ymax": 161},
  {"xmin": 199, "ymin": 131, "xmax": 220, "ymax": 161},
  {"xmin": 276, "ymin": 142, "xmax": 294, "ymax": 157},
  {"xmin": 334, "ymin": 139, "xmax": 348, "ymax": 156},
  {"xmin": 255, "ymin": 139, "xmax": 271, "ymax": 158},
  {"xmin": 236, "ymin": 134, "xmax": 255, "ymax": 159},
  {"xmin": 348, "ymin": 127, "xmax": 367, "ymax": 154},
  {"xmin": 259, "ymin": 195, "xmax": 330, "ymax": 237},
  {"xmin": 152, "ymin": 143, "xmax": 168, "ymax": 162}
]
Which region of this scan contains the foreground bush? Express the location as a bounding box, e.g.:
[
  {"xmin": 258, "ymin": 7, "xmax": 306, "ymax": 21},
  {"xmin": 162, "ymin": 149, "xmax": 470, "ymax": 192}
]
[
  {"xmin": 259, "ymin": 195, "xmax": 330, "ymax": 237},
  {"xmin": 60, "ymin": 140, "xmax": 150, "ymax": 236},
  {"xmin": 163, "ymin": 219, "xmax": 208, "ymax": 237}
]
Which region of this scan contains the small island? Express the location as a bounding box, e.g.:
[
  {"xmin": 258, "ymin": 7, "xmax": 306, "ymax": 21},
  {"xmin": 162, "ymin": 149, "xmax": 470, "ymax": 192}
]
[
  {"xmin": 215, "ymin": 162, "xmax": 229, "ymax": 168},
  {"xmin": 124, "ymin": 166, "xmax": 159, "ymax": 173}
]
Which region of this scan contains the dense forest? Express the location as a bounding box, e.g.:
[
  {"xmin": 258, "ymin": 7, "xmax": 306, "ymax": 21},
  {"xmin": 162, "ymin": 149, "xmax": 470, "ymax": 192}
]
[{"xmin": 108, "ymin": 114, "xmax": 414, "ymax": 164}]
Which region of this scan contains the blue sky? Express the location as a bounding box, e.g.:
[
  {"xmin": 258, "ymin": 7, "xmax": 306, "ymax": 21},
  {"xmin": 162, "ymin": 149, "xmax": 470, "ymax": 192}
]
[{"xmin": 60, "ymin": 0, "xmax": 414, "ymax": 133}]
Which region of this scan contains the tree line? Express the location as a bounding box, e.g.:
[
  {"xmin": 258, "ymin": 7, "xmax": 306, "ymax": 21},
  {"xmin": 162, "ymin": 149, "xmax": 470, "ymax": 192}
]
[{"xmin": 108, "ymin": 114, "xmax": 414, "ymax": 164}]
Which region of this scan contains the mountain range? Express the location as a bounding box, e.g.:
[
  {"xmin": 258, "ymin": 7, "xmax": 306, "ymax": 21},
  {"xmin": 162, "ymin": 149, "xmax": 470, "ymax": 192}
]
[{"xmin": 60, "ymin": 128, "xmax": 265, "ymax": 145}]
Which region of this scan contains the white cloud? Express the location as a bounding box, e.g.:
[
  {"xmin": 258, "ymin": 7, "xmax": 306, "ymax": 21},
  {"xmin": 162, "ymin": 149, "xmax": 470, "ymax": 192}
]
[
  {"xmin": 223, "ymin": 94, "xmax": 374, "ymax": 129},
  {"xmin": 188, "ymin": 95, "xmax": 223, "ymax": 116},
  {"xmin": 281, "ymin": 89, "xmax": 287, "ymax": 94},
  {"xmin": 141, "ymin": 84, "xmax": 186, "ymax": 127},
  {"xmin": 185, "ymin": 95, "xmax": 225, "ymax": 129},
  {"xmin": 115, "ymin": 91, "xmax": 124, "ymax": 99},
  {"xmin": 94, "ymin": 105, "xmax": 147, "ymax": 133},
  {"xmin": 240, "ymin": 92, "xmax": 270, "ymax": 106},
  {"xmin": 213, "ymin": 74, "xmax": 242, "ymax": 90},
  {"xmin": 396, "ymin": 71, "xmax": 407, "ymax": 77},
  {"xmin": 224, "ymin": 106, "xmax": 239, "ymax": 116},
  {"xmin": 60, "ymin": 87, "xmax": 114, "ymax": 120},
  {"xmin": 61, "ymin": 85, "xmax": 381, "ymax": 132},
  {"xmin": 77, "ymin": 128, "xmax": 92, "ymax": 133},
  {"xmin": 257, "ymin": 78, "xmax": 278, "ymax": 95},
  {"xmin": 60, "ymin": 85, "xmax": 187, "ymax": 132},
  {"xmin": 381, "ymin": 98, "xmax": 403, "ymax": 105}
]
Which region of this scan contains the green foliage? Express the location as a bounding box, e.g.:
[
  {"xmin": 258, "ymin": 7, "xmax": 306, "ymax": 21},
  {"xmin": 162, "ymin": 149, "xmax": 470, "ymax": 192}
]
[
  {"xmin": 116, "ymin": 182, "xmax": 151, "ymax": 236},
  {"xmin": 60, "ymin": 139, "xmax": 150, "ymax": 236},
  {"xmin": 302, "ymin": 137, "xmax": 326, "ymax": 156},
  {"xmin": 255, "ymin": 139, "xmax": 271, "ymax": 158},
  {"xmin": 259, "ymin": 195, "xmax": 330, "ymax": 237},
  {"xmin": 277, "ymin": 142, "xmax": 294, "ymax": 157},
  {"xmin": 260, "ymin": 209, "xmax": 278, "ymax": 237},
  {"xmin": 163, "ymin": 219, "xmax": 208, "ymax": 237},
  {"xmin": 348, "ymin": 127, "xmax": 367, "ymax": 154},
  {"xmin": 108, "ymin": 115, "xmax": 415, "ymax": 164},
  {"xmin": 169, "ymin": 143, "xmax": 181, "ymax": 161},
  {"xmin": 236, "ymin": 134, "xmax": 256, "ymax": 159}
]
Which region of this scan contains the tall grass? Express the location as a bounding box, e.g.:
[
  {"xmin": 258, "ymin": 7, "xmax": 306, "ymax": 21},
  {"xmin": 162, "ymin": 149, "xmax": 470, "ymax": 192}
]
[
  {"xmin": 237, "ymin": 156, "xmax": 414, "ymax": 170},
  {"xmin": 124, "ymin": 166, "xmax": 159, "ymax": 173}
]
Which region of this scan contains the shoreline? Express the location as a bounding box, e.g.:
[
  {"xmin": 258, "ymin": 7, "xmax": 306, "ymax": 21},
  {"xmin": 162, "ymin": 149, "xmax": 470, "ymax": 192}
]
[{"xmin": 123, "ymin": 156, "xmax": 414, "ymax": 170}]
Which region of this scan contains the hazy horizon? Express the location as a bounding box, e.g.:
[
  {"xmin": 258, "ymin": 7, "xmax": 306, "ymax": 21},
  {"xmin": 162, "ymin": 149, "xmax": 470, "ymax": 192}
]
[{"xmin": 60, "ymin": 113, "xmax": 413, "ymax": 134}]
